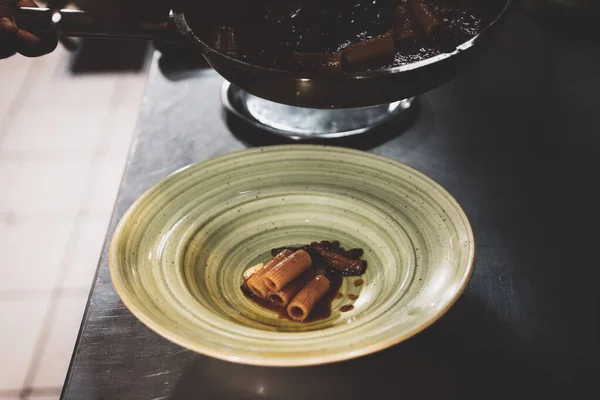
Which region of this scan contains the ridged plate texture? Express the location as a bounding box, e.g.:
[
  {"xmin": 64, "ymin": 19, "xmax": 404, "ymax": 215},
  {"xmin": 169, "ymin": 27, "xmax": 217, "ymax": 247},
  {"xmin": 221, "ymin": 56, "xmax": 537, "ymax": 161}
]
[{"xmin": 109, "ymin": 145, "xmax": 475, "ymax": 366}]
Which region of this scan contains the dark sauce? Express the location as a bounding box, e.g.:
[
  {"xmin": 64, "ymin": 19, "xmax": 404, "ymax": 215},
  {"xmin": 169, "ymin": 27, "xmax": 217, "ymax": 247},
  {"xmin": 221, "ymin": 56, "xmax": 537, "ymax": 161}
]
[
  {"xmin": 341, "ymin": 305, "xmax": 355, "ymax": 312},
  {"xmin": 348, "ymin": 293, "xmax": 359, "ymax": 300},
  {"xmin": 354, "ymin": 279, "xmax": 365, "ymax": 287},
  {"xmin": 276, "ymin": 0, "xmax": 392, "ymax": 53},
  {"xmin": 306, "ymin": 272, "xmax": 343, "ymax": 322},
  {"xmin": 335, "ymin": 292, "xmax": 344, "ymax": 300},
  {"xmin": 241, "ymin": 272, "xmax": 343, "ymax": 323},
  {"xmin": 185, "ymin": 0, "xmax": 499, "ymax": 72}
]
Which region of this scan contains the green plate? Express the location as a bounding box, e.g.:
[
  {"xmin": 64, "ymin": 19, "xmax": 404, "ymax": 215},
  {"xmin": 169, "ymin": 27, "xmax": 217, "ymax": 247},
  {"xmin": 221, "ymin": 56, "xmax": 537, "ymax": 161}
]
[{"xmin": 109, "ymin": 145, "xmax": 475, "ymax": 366}]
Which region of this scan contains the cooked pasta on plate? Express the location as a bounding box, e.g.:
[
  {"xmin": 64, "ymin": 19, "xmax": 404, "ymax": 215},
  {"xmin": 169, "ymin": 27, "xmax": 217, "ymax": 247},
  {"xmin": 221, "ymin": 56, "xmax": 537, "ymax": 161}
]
[{"xmin": 241, "ymin": 241, "xmax": 368, "ymax": 322}]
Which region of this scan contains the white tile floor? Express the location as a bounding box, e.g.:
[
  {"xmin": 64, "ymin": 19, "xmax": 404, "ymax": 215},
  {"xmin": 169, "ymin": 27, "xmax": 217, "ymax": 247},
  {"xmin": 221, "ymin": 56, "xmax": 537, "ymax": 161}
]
[{"xmin": 0, "ymin": 45, "xmax": 149, "ymax": 399}]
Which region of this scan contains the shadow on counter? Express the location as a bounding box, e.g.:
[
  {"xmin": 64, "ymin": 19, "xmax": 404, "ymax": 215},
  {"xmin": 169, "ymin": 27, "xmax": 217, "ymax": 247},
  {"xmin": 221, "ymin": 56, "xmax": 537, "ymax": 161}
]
[
  {"xmin": 167, "ymin": 294, "xmax": 573, "ymax": 400},
  {"xmin": 156, "ymin": 40, "xmax": 212, "ymax": 82},
  {"xmin": 69, "ymin": 39, "xmax": 152, "ymax": 74}
]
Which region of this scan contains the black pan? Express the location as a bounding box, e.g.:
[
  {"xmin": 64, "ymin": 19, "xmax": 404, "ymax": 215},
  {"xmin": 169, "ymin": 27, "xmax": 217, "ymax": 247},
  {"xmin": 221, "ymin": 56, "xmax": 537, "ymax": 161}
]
[{"xmin": 15, "ymin": 0, "xmax": 514, "ymax": 108}]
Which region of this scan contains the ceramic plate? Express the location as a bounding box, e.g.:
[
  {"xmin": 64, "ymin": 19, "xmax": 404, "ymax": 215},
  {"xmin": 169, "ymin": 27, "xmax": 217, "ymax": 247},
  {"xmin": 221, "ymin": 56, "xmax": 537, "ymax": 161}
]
[{"xmin": 109, "ymin": 145, "xmax": 475, "ymax": 366}]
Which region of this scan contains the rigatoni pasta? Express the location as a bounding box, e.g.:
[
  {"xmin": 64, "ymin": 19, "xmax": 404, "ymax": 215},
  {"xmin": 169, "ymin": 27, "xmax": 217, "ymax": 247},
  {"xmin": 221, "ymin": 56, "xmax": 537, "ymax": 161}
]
[
  {"xmin": 268, "ymin": 269, "xmax": 316, "ymax": 307},
  {"xmin": 263, "ymin": 250, "xmax": 312, "ymax": 292},
  {"xmin": 241, "ymin": 240, "xmax": 367, "ymax": 323},
  {"xmin": 247, "ymin": 249, "xmax": 293, "ymax": 298},
  {"xmin": 287, "ymin": 275, "xmax": 331, "ymax": 321}
]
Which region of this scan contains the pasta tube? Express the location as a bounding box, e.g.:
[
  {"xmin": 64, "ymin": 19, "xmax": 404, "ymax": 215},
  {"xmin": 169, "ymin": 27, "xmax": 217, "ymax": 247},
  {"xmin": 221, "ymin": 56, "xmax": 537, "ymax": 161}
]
[
  {"xmin": 410, "ymin": 0, "xmax": 441, "ymax": 35},
  {"xmin": 268, "ymin": 269, "xmax": 316, "ymax": 307},
  {"xmin": 393, "ymin": 4, "xmax": 419, "ymax": 42},
  {"xmin": 247, "ymin": 249, "xmax": 293, "ymax": 298},
  {"xmin": 342, "ymin": 31, "xmax": 395, "ymax": 65},
  {"xmin": 263, "ymin": 250, "xmax": 312, "ymax": 292},
  {"xmin": 287, "ymin": 275, "xmax": 331, "ymax": 322}
]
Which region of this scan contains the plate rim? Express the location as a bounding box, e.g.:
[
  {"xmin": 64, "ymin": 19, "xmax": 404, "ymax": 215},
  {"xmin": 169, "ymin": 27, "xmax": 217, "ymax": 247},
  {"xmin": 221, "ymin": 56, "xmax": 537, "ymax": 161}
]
[{"xmin": 108, "ymin": 144, "xmax": 476, "ymax": 367}]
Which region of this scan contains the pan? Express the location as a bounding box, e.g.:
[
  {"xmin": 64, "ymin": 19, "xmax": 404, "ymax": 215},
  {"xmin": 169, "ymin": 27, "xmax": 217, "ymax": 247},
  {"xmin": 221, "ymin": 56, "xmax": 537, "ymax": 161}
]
[{"xmin": 14, "ymin": 0, "xmax": 514, "ymax": 108}]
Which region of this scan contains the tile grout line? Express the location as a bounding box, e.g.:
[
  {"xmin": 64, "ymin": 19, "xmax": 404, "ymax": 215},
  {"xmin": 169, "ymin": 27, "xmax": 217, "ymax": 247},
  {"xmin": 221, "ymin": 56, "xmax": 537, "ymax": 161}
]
[
  {"xmin": 0, "ymin": 287, "xmax": 91, "ymax": 301},
  {"xmin": 19, "ymin": 75, "xmax": 131, "ymax": 394},
  {"xmin": 19, "ymin": 386, "xmax": 62, "ymax": 399},
  {"xmin": 0, "ymin": 149, "xmax": 103, "ymax": 161}
]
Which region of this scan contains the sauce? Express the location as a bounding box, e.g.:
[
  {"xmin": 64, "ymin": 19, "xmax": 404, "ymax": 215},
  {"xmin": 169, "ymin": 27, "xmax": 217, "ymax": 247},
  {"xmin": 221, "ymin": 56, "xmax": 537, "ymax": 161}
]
[
  {"xmin": 340, "ymin": 305, "xmax": 355, "ymax": 312},
  {"xmin": 354, "ymin": 279, "xmax": 365, "ymax": 287},
  {"xmin": 348, "ymin": 293, "xmax": 359, "ymax": 300},
  {"xmin": 186, "ymin": 0, "xmax": 498, "ymax": 72}
]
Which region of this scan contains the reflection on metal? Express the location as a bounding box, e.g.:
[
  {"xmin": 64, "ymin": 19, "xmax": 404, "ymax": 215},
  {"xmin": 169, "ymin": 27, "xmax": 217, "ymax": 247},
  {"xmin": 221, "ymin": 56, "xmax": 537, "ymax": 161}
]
[{"xmin": 222, "ymin": 82, "xmax": 415, "ymax": 140}]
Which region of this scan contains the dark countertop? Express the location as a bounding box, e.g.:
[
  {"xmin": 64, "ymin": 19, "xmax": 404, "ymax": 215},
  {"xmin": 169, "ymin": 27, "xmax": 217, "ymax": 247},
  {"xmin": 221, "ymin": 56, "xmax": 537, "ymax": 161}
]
[{"xmin": 62, "ymin": 13, "xmax": 599, "ymax": 400}]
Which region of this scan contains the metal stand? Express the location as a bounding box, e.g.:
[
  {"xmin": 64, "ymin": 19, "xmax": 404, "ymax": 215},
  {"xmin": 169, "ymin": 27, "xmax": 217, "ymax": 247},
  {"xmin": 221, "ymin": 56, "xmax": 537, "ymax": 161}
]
[{"xmin": 222, "ymin": 82, "xmax": 415, "ymax": 140}]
